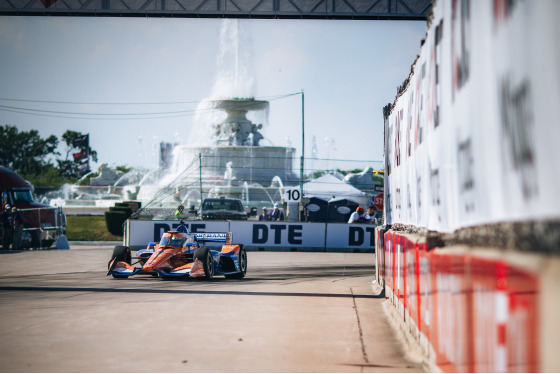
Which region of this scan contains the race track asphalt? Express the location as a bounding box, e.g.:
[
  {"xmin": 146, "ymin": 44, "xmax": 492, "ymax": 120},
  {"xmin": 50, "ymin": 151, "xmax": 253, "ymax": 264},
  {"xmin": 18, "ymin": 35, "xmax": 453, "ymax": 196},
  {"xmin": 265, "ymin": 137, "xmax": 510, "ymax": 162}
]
[{"xmin": 0, "ymin": 243, "xmax": 423, "ymax": 373}]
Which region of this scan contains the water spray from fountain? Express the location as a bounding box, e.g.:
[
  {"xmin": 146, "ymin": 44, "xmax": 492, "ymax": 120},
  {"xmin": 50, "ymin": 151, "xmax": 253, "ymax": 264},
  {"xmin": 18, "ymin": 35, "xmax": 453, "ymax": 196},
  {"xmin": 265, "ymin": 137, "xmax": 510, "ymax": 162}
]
[{"xmin": 49, "ymin": 19, "xmax": 298, "ymax": 220}]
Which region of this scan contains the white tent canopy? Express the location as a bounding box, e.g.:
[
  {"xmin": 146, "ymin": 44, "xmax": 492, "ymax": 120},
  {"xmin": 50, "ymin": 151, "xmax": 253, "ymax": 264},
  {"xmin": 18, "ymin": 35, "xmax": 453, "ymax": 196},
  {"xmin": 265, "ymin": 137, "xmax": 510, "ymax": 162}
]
[{"xmin": 302, "ymin": 174, "xmax": 369, "ymax": 206}]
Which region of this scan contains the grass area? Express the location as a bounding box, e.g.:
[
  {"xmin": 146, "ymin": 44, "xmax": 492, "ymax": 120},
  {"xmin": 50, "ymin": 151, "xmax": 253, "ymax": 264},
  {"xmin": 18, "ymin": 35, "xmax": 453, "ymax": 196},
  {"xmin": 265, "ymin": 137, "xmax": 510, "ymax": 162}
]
[{"xmin": 66, "ymin": 215, "xmax": 123, "ymax": 241}]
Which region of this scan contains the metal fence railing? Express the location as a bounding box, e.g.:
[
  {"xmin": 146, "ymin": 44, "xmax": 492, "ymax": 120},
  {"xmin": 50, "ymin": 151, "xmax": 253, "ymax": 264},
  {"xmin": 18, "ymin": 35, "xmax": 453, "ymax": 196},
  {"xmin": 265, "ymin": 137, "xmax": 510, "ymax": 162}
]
[
  {"xmin": 9, "ymin": 207, "xmax": 67, "ymax": 249},
  {"xmin": 129, "ymin": 154, "xmax": 384, "ymax": 224}
]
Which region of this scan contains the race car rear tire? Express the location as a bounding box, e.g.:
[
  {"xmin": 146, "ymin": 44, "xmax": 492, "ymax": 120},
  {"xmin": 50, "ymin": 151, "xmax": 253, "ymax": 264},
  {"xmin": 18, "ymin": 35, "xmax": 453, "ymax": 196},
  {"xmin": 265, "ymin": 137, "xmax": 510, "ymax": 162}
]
[
  {"xmin": 225, "ymin": 246, "xmax": 247, "ymax": 279},
  {"xmin": 109, "ymin": 246, "xmax": 131, "ymax": 279},
  {"xmin": 194, "ymin": 246, "xmax": 214, "ymax": 280}
]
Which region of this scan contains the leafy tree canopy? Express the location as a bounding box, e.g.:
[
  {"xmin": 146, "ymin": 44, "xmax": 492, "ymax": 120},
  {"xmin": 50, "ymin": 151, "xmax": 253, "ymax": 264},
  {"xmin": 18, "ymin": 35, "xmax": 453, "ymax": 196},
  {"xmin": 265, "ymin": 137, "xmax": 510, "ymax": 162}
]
[
  {"xmin": 336, "ymin": 168, "xmax": 363, "ymax": 176},
  {"xmin": 115, "ymin": 165, "xmax": 131, "ymax": 173},
  {"xmin": 0, "ymin": 125, "xmax": 99, "ymax": 187},
  {"xmin": 0, "ymin": 124, "xmax": 58, "ymax": 176},
  {"xmin": 27, "ymin": 165, "xmax": 78, "ymax": 187}
]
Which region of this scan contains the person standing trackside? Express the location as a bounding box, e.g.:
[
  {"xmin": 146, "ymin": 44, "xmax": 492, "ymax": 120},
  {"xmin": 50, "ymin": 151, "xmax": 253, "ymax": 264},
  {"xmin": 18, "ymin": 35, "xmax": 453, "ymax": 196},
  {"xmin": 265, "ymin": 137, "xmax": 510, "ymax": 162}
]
[
  {"xmin": 2, "ymin": 204, "xmax": 13, "ymax": 250},
  {"xmin": 269, "ymin": 203, "xmax": 284, "ymax": 221},
  {"xmin": 364, "ymin": 205, "xmax": 378, "ymax": 224},
  {"xmin": 11, "ymin": 207, "xmax": 24, "ymax": 250},
  {"xmin": 175, "ymin": 205, "xmax": 187, "ymax": 220},
  {"xmin": 259, "ymin": 207, "xmax": 270, "ymax": 221},
  {"xmin": 348, "ymin": 206, "xmax": 367, "ymax": 223}
]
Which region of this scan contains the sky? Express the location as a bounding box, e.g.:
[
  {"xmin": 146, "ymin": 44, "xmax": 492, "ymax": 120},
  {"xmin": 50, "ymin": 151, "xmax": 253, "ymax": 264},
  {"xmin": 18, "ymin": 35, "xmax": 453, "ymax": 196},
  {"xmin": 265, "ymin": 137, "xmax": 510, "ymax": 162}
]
[{"xmin": 0, "ymin": 16, "xmax": 426, "ymax": 173}]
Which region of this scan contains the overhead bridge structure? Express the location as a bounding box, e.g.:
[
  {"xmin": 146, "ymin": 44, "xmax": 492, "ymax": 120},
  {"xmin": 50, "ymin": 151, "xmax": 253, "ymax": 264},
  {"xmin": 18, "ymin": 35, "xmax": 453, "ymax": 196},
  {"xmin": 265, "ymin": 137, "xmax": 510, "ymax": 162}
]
[{"xmin": 0, "ymin": 0, "xmax": 431, "ymax": 19}]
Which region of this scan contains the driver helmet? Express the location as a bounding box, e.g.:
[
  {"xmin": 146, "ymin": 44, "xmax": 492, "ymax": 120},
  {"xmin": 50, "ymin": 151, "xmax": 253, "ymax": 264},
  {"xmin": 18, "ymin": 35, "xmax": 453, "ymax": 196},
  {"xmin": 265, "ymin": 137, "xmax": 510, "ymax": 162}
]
[{"xmin": 177, "ymin": 219, "xmax": 189, "ymax": 234}]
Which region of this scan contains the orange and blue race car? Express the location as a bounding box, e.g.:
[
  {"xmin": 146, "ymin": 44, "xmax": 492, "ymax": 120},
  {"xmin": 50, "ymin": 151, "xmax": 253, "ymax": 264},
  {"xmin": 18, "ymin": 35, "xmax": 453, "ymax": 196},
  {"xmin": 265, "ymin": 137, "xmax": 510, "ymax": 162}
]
[{"xmin": 107, "ymin": 225, "xmax": 247, "ymax": 280}]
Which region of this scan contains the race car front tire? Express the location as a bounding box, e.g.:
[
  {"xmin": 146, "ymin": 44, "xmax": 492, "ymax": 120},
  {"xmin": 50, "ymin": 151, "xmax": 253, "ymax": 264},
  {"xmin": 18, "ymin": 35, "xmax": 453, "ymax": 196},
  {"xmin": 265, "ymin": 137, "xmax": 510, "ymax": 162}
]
[
  {"xmin": 225, "ymin": 246, "xmax": 247, "ymax": 279},
  {"xmin": 109, "ymin": 245, "xmax": 131, "ymax": 279},
  {"xmin": 157, "ymin": 272, "xmax": 171, "ymax": 280},
  {"xmin": 194, "ymin": 246, "xmax": 214, "ymax": 280},
  {"xmin": 111, "ymin": 245, "xmax": 131, "ymax": 263}
]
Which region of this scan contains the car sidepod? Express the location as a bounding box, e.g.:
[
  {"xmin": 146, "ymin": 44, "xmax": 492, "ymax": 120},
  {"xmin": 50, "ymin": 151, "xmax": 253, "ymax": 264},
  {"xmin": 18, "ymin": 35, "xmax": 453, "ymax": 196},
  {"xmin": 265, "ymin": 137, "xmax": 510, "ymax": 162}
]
[
  {"xmin": 136, "ymin": 247, "xmax": 156, "ymax": 266},
  {"xmin": 218, "ymin": 244, "xmax": 247, "ymax": 279}
]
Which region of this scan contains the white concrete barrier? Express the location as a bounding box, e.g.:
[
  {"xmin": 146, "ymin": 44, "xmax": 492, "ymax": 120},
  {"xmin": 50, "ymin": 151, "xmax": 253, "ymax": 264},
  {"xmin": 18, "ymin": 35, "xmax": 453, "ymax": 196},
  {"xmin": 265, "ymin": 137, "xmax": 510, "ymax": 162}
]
[{"xmin": 125, "ymin": 219, "xmax": 377, "ymax": 252}]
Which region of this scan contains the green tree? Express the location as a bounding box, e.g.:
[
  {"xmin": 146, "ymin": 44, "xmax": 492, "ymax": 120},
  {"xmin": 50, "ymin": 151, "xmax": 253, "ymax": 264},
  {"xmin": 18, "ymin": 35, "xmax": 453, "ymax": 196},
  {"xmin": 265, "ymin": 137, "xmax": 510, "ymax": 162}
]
[
  {"xmin": 115, "ymin": 165, "xmax": 131, "ymax": 174},
  {"xmin": 336, "ymin": 168, "xmax": 363, "ymax": 177},
  {"xmin": 383, "ymin": 102, "xmax": 393, "ymax": 119},
  {"xmin": 0, "ymin": 124, "xmax": 58, "ymax": 176},
  {"xmin": 27, "ymin": 165, "xmax": 78, "ymax": 187}
]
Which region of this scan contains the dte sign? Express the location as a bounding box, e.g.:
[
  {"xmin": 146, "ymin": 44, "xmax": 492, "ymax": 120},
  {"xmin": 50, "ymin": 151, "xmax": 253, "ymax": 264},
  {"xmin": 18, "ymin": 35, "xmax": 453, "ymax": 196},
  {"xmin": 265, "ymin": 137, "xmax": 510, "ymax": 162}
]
[
  {"xmin": 348, "ymin": 226, "xmax": 376, "ymax": 246},
  {"xmin": 153, "ymin": 223, "xmax": 206, "ymax": 241},
  {"xmin": 325, "ymin": 224, "xmax": 376, "ymax": 249},
  {"xmin": 252, "ymin": 224, "xmax": 303, "ymax": 245},
  {"xmin": 229, "ymin": 222, "xmax": 325, "ymax": 248}
]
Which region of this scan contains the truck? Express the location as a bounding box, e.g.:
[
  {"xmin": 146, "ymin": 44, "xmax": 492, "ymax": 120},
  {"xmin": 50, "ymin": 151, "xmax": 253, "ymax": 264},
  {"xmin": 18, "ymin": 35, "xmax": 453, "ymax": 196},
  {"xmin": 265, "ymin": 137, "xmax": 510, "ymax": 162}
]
[
  {"xmin": 0, "ymin": 166, "xmax": 66, "ymax": 249},
  {"xmin": 199, "ymin": 197, "xmax": 249, "ymax": 221}
]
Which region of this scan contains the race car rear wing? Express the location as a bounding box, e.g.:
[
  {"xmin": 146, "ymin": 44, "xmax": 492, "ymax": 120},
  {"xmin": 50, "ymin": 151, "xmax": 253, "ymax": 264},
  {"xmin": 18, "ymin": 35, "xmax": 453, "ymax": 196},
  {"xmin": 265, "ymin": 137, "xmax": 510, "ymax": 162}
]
[{"xmin": 195, "ymin": 232, "xmax": 233, "ymax": 244}]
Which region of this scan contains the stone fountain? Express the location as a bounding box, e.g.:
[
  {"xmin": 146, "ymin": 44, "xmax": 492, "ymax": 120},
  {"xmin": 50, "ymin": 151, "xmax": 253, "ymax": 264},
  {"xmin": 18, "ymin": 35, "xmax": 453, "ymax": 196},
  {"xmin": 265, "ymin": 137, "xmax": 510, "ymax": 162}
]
[
  {"xmin": 173, "ymin": 98, "xmax": 297, "ymax": 190},
  {"xmin": 47, "ymin": 19, "xmax": 299, "ymax": 216}
]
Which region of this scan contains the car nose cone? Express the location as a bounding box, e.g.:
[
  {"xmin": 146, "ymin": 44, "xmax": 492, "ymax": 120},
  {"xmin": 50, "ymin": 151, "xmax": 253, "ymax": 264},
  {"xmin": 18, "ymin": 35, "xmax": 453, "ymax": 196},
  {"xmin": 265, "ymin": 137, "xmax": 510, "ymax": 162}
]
[{"xmin": 143, "ymin": 264, "xmax": 154, "ymax": 271}]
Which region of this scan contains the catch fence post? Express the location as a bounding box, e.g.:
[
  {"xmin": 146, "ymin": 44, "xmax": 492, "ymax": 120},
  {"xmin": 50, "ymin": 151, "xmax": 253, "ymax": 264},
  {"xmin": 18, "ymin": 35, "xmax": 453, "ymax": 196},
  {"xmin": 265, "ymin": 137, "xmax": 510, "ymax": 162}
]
[{"xmin": 199, "ymin": 152, "xmax": 203, "ymax": 202}]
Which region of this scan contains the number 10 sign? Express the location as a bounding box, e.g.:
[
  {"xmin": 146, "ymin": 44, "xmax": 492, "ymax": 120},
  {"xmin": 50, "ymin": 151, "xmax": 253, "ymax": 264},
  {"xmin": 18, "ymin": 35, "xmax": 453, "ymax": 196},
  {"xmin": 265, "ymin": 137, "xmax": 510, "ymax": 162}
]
[{"xmin": 285, "ymin": 188, "xmax": 301, "ymax": 202}]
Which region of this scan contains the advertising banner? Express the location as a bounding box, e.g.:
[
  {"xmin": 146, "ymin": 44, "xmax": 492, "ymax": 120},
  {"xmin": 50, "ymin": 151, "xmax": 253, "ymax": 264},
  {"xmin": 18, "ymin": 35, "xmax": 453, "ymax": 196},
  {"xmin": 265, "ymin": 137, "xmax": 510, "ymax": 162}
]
[
  {"xmin": 375, "ymin": 226, "xmax": 386, "ymax": 286},
  {"xmin": 380, "ymin": 231, "xmax": 540, "ymax": 372},
  {"xmin": 229, "ymin": 221, "xmax": 325, "ymax": 248},
  {"xmin": 127, "ymin": 220, "xmax": 229, "ymax": 246},
  {"xmin": 127, "ymin": 220, "xmax": 380, "ymax": 251},
  {"xmin": 431, "ymin": 253, "xmax": 471, "ymax": 372},
  {"xmin": 325, "ymin": 223, "xmax": 377, "ymax": 249},
  {"xmin": 385, "ymin": 0, "xmax": 560, "ymax": 232},
  {"xmin": 384, "ymin": 231, "xmax": 394, "ymax": 294},
  {"xmin": 469, "ymin": 258, "xmax": 539, "ymax": 372},
  {"xmin": 418, "ymin": 241, "xmax": 431, "ymax": 344},
  {"xmin": 405, "ymin": 239, "xmax": 418, "ymax": 327}
]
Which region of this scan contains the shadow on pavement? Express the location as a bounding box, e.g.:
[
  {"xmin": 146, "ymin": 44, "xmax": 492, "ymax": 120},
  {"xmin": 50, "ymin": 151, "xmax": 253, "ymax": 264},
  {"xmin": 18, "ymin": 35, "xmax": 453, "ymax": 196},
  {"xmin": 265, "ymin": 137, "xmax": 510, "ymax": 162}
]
[{"xmin": 0, "ymin": 285, "xmax": 384, "ymax": 299}]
